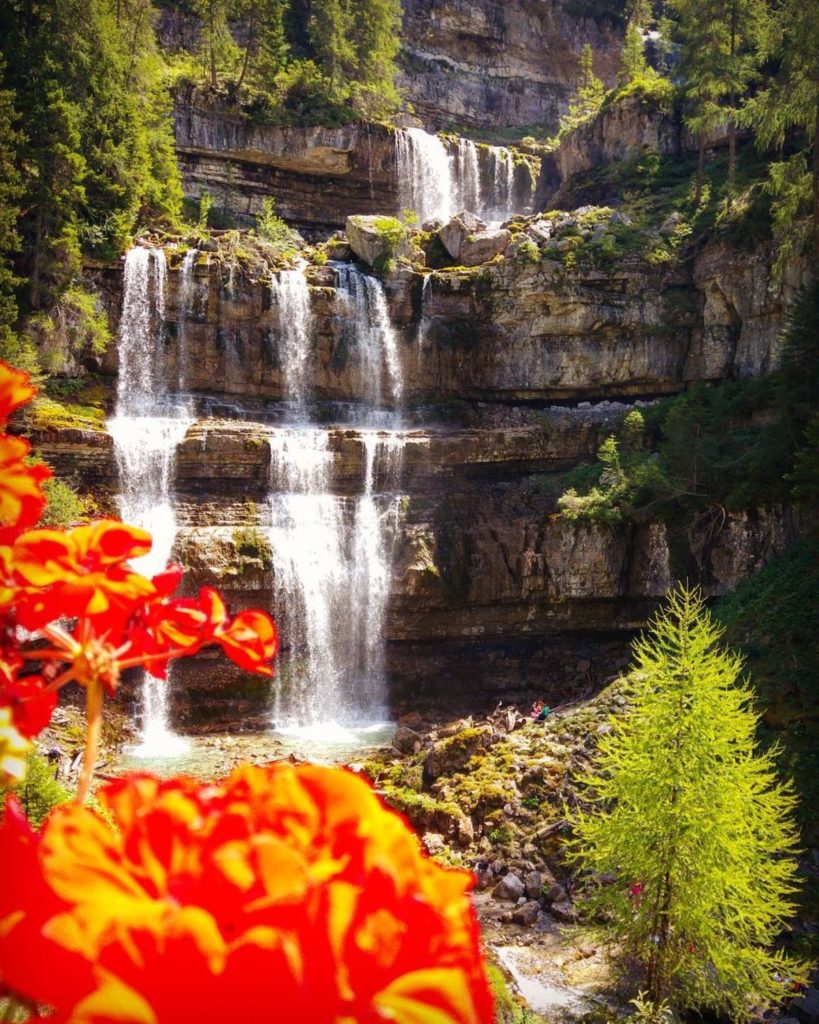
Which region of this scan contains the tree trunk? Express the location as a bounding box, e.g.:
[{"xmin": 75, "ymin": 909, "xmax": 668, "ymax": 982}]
[
  {"xmin": 209, "ymin": 0, "xmax": 218, "ymax": 90},
  {"xmin": 696, "ymin": 135, "xmax": 705, "ymax": 205},
  {"xmin": 812, "ymin": 86, "xmax": 819, "ymax": 259},
  {"xmin": 236, "ymin": 6, "xmax": 258, "ymax": 92},
  {"xmin": 728, "ymin": 99, "xmax": 736, "ymax": 213}
]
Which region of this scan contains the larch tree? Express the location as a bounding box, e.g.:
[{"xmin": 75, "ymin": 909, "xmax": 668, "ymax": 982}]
[{"xmin": 570, "ymin": 586, "xmax": 806, "ymax": 1020}]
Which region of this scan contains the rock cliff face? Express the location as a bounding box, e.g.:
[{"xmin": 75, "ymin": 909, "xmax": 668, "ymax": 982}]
[
  {"xmin": 50, "ymin": 233, "xmax": 803, "ymax": 725},
  {"xmin": 88, "ymin": 238, "xmax": 800, "ymax": 406},
  {"xmin": 398, "ymin": 0, "xmax": 625, "ymax": 133},
  {"xmin": 34, "ymin": 408, "xmax": 800, "ymax": 724},
  {"xmin": 174, "ymin": 93, "xmax": 400, "ymax": 237},
  {"xmin": 159, "ymin": 2, "xmax": 624, "ymax": 139}
]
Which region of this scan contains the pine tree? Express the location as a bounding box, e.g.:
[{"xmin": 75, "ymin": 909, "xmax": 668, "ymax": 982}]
[
  {"xmin": 195, "ymin": 0, "xmax": 240, "ymax": 89},
  {"xmin": 561, "ymin": 44, "xmax": 605, "ymax": 134},
  {"xmin": 745, "ymin": 0, "xmax": 819, "ymax": 260},
  {"xmin": 0, "ymin": 61, "xmax": 23, "ymax": 357},
  {"xmin": 349, "ymin": 0, "xmax": 401, "ymax": 116},
  {"xmin": 618, "ymin": 21, "xmax": 648, "ymax": 86},
  {"xmin": 670, "ymin": 0, "xmax": 768, "ymax": 206},
  {"xmin": 570, "ymin": 587, "xmax": 806, "ymax": 1019}
]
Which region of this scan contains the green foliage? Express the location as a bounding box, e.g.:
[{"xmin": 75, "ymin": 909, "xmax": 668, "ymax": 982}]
[
  {"xmin": 0, "ymin": 59, "xmax": 22, "ymax": 358},
  {"xmin": 744, "ymin": 0, "xmax": 819, "ymax": 259},
  {"xmin": 715, "ymin": 541, "xmax": 819, "ymax": 842},
  {"xmin": 559, "ymin": 44, "xmax": 605, "ymax": 136},
  {"xmin": 515, "ymin": 237, "xmax": 541, "ymax": 263},
  {"xmin": 232, "ymin": 524, "xmax": 273, "ymax": 569},
  {"xmin": 9, "ymin": 750, "xmax": 71, "ymax": 828},
  {"xmin": 0, "ymin": 0, "xmax": 182, "ymax": 329},
  {"xmin": 570, "ymin": 586, "xmax": 807, "ymax": 1018},
  {"xmin": 556, "ymin": 283, "xmax": 819, "ymax": 525},
  {"xmin": 255, "ymin": 197, "xmax": 297, "ymax": 249},
  {"xmin": 618, "ymin": 21, "xmax": 648, "ymax": 86},
  {"xmin": 669, "ymin": 0, "xmax": 769, "ymax": 203},
  {"xmin": 198, "ymin": 192, "xmax": 214, "ymax": 231},
  {"xmin": 373, "ymin": 216, "xmax": 406, "ymax": 252},
  {"xmin": 39, "ymin": 476, "xmax": 90, "ymax": 527},
  {"xmin": 180, "ymin": 0, "xmax": 402, "ymax": 121}
]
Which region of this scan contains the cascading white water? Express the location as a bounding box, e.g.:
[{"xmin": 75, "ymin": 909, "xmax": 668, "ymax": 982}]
[
  {"xmin": 267, "ymin": 428, "xmax": 402, "ymax": 737},
  {"xmin": 484, "ymin": 146, "xmax": 517, "ymax": 223},
  {"xmin": 177, "ymin": 248, "xmax": 198, "ymax": 390},
  {"xmin": 452, "ymin": 138, "xmax": 482, "ymax": 214},
  {"xmin": 334, "ymin": 264, "xmax": 403, "ymax": 410},
  {"xmin": 270, "ymin": 261, "xmax": 313, "ymax": 417},
  {"xmin": 396, "ymin": 127, "xmax": 454, "ymax": 224},
  {"xmin": 109, "ymin": 246, "xmax": 192, "ymax": 758},
  {"xmin": 396, "ymin": 126, "xmax": 531, "ymax": 225}
]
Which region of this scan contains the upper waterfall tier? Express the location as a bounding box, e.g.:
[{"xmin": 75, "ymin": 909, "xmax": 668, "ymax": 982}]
[{"xmin": 173, "ymin": 98, "xmax": 539, "ymax": 237}]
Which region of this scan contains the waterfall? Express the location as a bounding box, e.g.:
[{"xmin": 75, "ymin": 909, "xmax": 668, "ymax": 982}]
[
  {"xmin": 177, "ymin": 248, "xmax": 198, "ymax": 390},
  {"xmin": 452, "ymin": 138, "xmax": 482, "ymax": 214},
  {"xmin": 270, "ymin": 261, "xmax": 313, "ymax": 418},
  {"xmin": 485, "ymin": 146, "xmax": 517, "ymax": 223},
  {"xmin": 108, "ymin": 246, "xmax": 192, "ymax": 758},
  {"xmin": 267, "ymin": 429, "xmax": 402, "ymax": 736},
  {"xmin": 395, "ymin": 127, "xmax": 453, "ymax": 224},
  {"xmin": 396, "ymin": 127, "xmax": 530, "ymax": 225},
  {"xmin": 334, "ymin": 263, "xmax": 403, "ymax": 411}
]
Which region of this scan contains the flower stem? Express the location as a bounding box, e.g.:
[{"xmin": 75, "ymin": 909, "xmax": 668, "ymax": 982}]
[{"xmin": 77, "ymin": 678, "xmax": 103, "ymax": 805}]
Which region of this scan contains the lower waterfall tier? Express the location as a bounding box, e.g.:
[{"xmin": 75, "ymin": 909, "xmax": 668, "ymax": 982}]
[{"xmin": 32, "ymin": 415, "xmax": 802, "ymax": 728}]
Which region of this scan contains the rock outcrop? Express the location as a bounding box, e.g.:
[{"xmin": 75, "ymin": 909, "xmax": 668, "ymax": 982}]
[
  {"xmin": 86, "ymin": 236, "xmax": 804, "ymax": 408},
  {"xmin": 174, "ymin": 91, "xmax": 400, "ymax": 238},
  {"xmin": 398, "ymin": 0, "xmax": 625, "ymax": 133}
]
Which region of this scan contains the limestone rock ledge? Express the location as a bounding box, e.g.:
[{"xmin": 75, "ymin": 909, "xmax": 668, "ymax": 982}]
[{"xmin": 87, "ymin": 238, "xmax": 802, "ymax": 406}]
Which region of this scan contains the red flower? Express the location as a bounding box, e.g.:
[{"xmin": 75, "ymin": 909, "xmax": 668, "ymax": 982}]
[
  {"xmin": 7, "ymin": 521, "xmax": 155, "ymax": 630},
  {"xmin": 0, "ymin": 765, "xmax": 494, "ymax": 1023},
  {"xmin": 0, "ymin": 659, "xmax": 57, "ymax": 738},
  {"xmin": 0, "ymin": 362, "xmax": 51, "ymax": 541}
]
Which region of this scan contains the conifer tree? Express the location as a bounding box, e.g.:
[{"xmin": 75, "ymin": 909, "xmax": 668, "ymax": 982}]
[
  {"xmin": 0, "ymin": 61, "xmax": 23, "ymax": 358},
  {"xmin": 561, "ymin": 44, "xmax": 605, "ymax": 134},
  {"xmin": 745, "ymin": 0, "xmax": 819, "ymax": 259},
  {"xmin": 570, "ymin": 587, "xmax": 806, "ymax": 1019},
  {"xmin": 670, "ymin": 0, "xmax": 768, "ymax": 206},
  {"xmin": 618, "ymin": 22, "xmax": 648, "ymax": 86}
]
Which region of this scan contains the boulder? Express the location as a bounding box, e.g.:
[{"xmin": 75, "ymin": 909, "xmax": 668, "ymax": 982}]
[
  {"xmin": 512, "ymin": 900, "xmax": 541, "ymax": 926},
  {"xmin": 524, "ymin": 870, "xmax": 544, "ymax": 899},
  {"xmin": 526, "ymin": 219, "xmax": 553, "ymax": 244},
  {"xmin": 459, "ymin": 229, "xmax": 512, "ymax": 267},
  {"xmin": 392, "ymin": 725, "xmax": 422, "ymax": 755},
  {"xmin": 493, "ymin": 872, "xmax": 527, "ymax": 901},
  {"xmin": 423, "ymin": 725, "xmax": 493, "ymax": 782},
  {"xmin": 398, "ymin": 710, "xmax": 424, "ymax": 731},
  {"xmin": 438, "ymin": 211, "xmax": 486, "ymax": 261},
  {"xmin": 345, "ymin": 215, "xmax": 411, "ymax": 267},
  {"xmin": 550, "ymin": 900, "xmax": 577, "ymax": 923},
  {"xmin": 544, "ymin": 882, "xmax": 568, "ymax": 904},
  {"xmin": 422, "ymin": 832, "xmax": 447, "ymax": 856}
]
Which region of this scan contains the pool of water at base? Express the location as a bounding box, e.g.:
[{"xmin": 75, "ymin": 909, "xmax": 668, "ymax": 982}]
[{"xmin": 115, "ymin": 721, "xmax": 395, "ymax": 780}]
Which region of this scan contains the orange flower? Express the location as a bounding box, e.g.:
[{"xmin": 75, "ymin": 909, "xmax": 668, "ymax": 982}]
[
  {"xmin": 0, "ymin": 434, "xmax": 51, "ymax": 540},
  {"xmin": 0, "ymin": 362, "xmax": 50, "ymax": 541},
  {"xmin": 0, "ymin": 765, "xmax": 494, "ymax": 1023},
  {"xmin": 0, "ymin": 361, "xmax": 37, "ymax": 424},
  {"xmin": 7, "ymin": 520, "xmax": 155, "ymax": 629}
]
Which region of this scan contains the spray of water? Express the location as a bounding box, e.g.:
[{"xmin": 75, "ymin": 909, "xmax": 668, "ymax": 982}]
[{"xmin": 109, "ymin": 247, "xmax": 192, "ymax": 758}]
